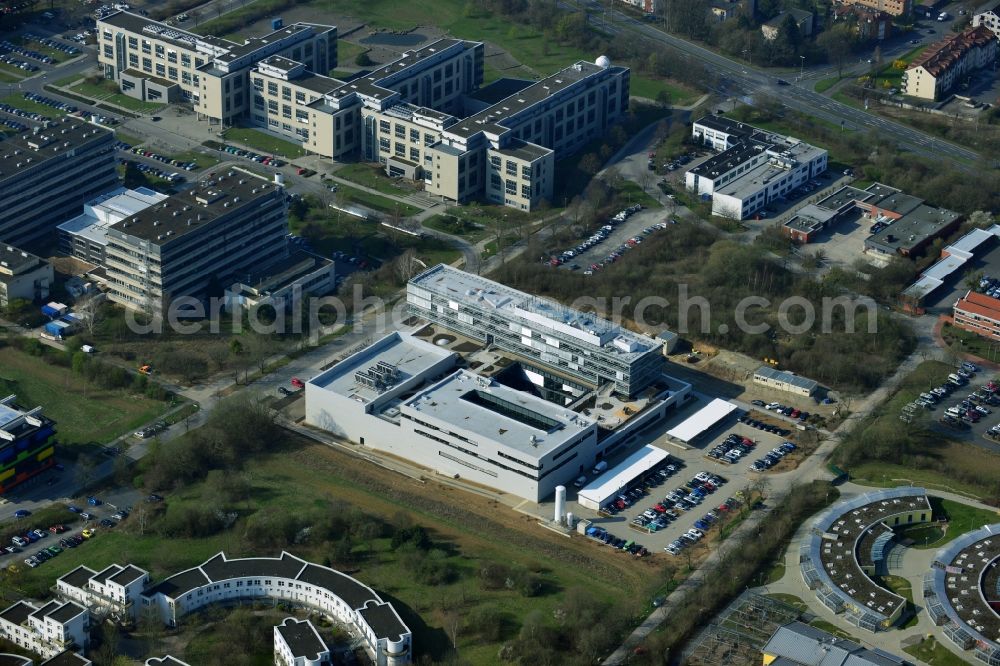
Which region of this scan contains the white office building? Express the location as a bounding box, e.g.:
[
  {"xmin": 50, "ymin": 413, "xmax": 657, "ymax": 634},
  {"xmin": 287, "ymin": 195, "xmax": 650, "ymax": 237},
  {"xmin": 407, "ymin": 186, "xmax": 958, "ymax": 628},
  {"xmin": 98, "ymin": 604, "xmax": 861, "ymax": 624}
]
[
  {"xmin": 306, "ymin": 331, "xmax": 599, "ymax": 502},
  {"xmin": 686, "ymin": 115, "xmax": 828, "ymax": 220},
  {"xmin": 407, "ymin": 264, "xmax": 664, "ymax": 396},
  {"xmin": 57, "ymin": 187, "xmax": 168, "ymax": 266}
]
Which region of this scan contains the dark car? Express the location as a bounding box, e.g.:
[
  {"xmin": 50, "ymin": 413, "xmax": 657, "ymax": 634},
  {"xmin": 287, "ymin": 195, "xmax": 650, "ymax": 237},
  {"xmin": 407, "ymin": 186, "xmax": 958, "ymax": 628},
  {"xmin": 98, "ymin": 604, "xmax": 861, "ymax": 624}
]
[{"xmin": 776, "ymin": 79, "xmax": 789, "ymax": 86}]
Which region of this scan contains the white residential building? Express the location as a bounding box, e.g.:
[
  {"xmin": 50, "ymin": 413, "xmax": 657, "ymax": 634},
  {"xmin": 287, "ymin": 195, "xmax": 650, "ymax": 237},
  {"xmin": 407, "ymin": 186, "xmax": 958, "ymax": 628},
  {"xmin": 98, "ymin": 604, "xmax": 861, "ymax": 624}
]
[
  {"xmin": 686, "ymin": 115, "xmax": 827, "ymax": 220},
  {"xmin": 973, "ymin": 0, "xmax": 1000, "ymax": 39},
  {"xmin": 274, "ymin": 617, "xmax": 330, "ymax": 666},
  {"xmin": 0, "ymin": 600, "xmax": 88, "ymax": 659}
]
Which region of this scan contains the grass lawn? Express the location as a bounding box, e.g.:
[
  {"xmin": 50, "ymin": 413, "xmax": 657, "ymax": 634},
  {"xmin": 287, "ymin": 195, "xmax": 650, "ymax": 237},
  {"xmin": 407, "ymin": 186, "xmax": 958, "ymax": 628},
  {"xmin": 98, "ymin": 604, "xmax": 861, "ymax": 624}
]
[
  {"xmin": 337, "ymin": 40, "xmax": 366, "ymax": 65},
  {"xmin": 221, "ymin": 127, "xmax": 307, "ymax": 159},
  {"xmin": 881, "ymin": 575, "xmax": 912, "ymax": 603},
  {"xmin": 334, "ymin": 162, "xmax": 414, "ymax": 196},
  {"xmin": 814, "ymin": 77, "xmax": 844, "ymax": 94},
  {"xmin": 0, "ymin": 347, "xmax": 170, "ymax": 449},
  {"xmin": 114, "ymin": 131, "xmax": 144, "ymax": 147},
  {"xmin": 613, "ymin": 180, "xmax": 662, "ymax": 209},
  {"xmin": 808, "ymin": 619, "xmax": 855, "ymax": 640},
  {"xmin": 0, "ymin": 66, "xmax": 25, "ymax": 82},
  {"xmin": 874, "ymin": 45, "xmax": 927, "ymax": 89},
  {"xmin": 904, "ymin": 636, "xmax": 973, "ymax": 666},
  {"xmin": 335, "ymin": 183, "xmax": 422, "ymax": 217},
  {"xmin": 68, "ymin": 80, "xmax": 164, "ymax": 113},
  {"xmin": 941, "ymin": 322, "xmax": 1000, "ymax": 363},
  {"xmin": 11, "ymin": 36, "xmax": 65, "ymax": 63},
  {"xmin": 895, "ymin": 523, "xmax": 946, "ymax": 548},
  {"xmin": 934, "ymin": 497, "xmax": 1000, "ymax": 536},
  {"xmin": 53, "ymin": 73, "xmax": 82, "ymax": 87},
  {"xmin": 423, "ymin": 214, "xmax": 492, "ymax": 243},
  {"xmin": 629, "ymin": 76, "xmax": 699, "ymax": 106},
  {"xmin": 764, "ymin": 593, "xmax": 808, "ymax": 613},
  {"xmin": 850, "ymin": 453, "xmax": 1000, "ymax": 501},
  {"xmin": 12, "ymin": 437, "xmax": 658, "ymax": 663},
  {"xmin": 328, "ymin": 69, "xmax": 355, "ymax": 80},
  {"xmin": 0, "ymin": 94, "xmax": 61, "ymax": 117}
]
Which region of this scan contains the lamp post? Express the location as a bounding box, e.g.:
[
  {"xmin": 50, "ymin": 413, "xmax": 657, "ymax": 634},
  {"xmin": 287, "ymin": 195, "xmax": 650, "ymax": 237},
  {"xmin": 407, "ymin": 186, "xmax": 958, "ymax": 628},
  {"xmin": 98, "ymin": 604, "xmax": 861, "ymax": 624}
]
[{"xmin": 799, "ymin": 55, "xmax": 805, "ymax": 81}]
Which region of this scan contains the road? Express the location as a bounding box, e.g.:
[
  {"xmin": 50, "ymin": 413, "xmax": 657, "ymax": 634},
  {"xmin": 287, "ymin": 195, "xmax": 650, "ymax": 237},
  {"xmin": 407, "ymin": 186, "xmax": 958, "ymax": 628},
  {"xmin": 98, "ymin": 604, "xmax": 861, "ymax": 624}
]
[{"xmin": 568, "ymin": 1, "xmax": 979, "ymax": 167}]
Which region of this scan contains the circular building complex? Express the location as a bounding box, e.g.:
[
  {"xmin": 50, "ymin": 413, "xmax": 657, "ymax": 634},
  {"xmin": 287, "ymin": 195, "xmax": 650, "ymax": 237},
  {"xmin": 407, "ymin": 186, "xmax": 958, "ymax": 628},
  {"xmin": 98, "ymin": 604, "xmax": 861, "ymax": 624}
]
[
  {"xmin": 800, "ymin": 487, "xmax": 931, "ymax": 632},
  {"xmin": 924, "ymin": 523, "xmax": 1000, "ymax": 665}
]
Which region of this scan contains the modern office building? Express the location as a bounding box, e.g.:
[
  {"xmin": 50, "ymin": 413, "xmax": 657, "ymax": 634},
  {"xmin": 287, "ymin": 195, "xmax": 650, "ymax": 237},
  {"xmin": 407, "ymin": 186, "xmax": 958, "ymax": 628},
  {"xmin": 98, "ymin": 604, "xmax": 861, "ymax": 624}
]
[
  {"xmin": 223, "ymin": 249, "xmax": 335, "ymax": 314},
  {"xmin": 96, "ymin": 11, "xmax": 336, "ymax": 124},
  {"xmin": 903, "ymin": 26, "xmax": 999, "ymax": 100},
  {"xmin": 800, "ymin": 487, "xmax": 931, "ymax": 632},
  {"xmin": 273, "ymin": 617, "xmax": 330, "ymax": 666},
  {"xmin": 407, "ymin": 264, "xmax": 663, "ymax": 396},
  {"xmin": 686, "ymin": 116, "xmax": 827, "ymax": 220},
  {"xmin": 96, "ymin": 9, "xmax": 630, "ymax": 212},
  {"xmin": 925, "ymin": 523, "xmax": 1000, "ymax": 665},
  {"xmin": 0, "ymin": 395, "xmax": 56, "ymax": 494},
  {"xmin": 0, "ymin": 245, "xmax": 52, "ymax": 307},
  {"xmin": 974, "ymin": 0, "xmax": 1000, "ymax": 39},
  {"xmin": 305, "ymin": 331, "xmax": 601, "ymax": 502},
  {"xmin": 102, "ymin": 168, "xmax": 287, "ymax": 315},
  {"xmin": 0, "ymin": 119, "xmax": 117, "ymax": 248},
  {"xmin": 0, "ymin": 599, "xmax": 88, "ymax": 659},
  {"xmin": 57, "ymin": 187, "xmax": 168, "ymax": 266}
]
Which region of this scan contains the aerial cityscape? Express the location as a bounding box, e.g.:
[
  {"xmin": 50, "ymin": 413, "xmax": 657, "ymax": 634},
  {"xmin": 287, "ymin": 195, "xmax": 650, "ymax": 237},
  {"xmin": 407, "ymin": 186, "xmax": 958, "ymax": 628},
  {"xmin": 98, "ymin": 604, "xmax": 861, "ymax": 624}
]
[{"xmin": 0, "ymin": 0, "xmax": 998, "ymax": 664}]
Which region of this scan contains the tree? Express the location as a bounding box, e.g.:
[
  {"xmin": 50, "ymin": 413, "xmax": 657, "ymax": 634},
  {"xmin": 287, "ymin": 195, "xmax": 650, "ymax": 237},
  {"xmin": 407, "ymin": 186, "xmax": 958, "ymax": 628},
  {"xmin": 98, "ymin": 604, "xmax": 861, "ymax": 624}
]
[
  {"xmin": 355, "ymin": 52, "xmax": 373, "ymax": 66},
  {"xmin": 968, "ymin": 210, "xmax": 995, "ymax": 229},
  {"xmin": 578, "ymin": 153, "xmax": 601, "ymax": 176},
  {"xmin": 817, "ymin": 23, "xmax": 857, "ymax": 78}
]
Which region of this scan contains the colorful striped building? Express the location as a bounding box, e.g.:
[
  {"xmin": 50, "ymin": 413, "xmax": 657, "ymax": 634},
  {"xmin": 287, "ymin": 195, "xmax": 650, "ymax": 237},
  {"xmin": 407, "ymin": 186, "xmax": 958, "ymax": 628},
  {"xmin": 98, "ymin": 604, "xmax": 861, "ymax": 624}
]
[{"xmin": 0, "ymin": 395, "xmax": 56, "ymax": 493}]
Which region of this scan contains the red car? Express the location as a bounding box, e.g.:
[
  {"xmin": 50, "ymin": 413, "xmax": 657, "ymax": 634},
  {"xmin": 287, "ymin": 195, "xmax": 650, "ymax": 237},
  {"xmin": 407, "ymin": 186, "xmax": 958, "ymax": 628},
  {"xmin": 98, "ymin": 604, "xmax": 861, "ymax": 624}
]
[
  {"xmin": 652, "ymin": 504, "xmax": 667, "ymax": 513},
  {"xmin": 790, "ymin": 409, "xmax": 801, "ymax": 418},
  {"xmin": 48, "ymin": 525, "xmax": 66, "ymax": 534},
  {"xmin": 296, "ymin": 167, "xmax": 306, "ymax": 175},
  {"xmin": 291, "ymin": 377, "xmax": 305, "ymax": 389}
]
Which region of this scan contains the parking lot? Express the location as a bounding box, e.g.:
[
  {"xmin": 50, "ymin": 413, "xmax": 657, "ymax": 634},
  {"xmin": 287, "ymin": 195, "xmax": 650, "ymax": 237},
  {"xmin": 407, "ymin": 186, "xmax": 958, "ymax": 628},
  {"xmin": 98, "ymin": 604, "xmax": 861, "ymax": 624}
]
[
  {"xmin": 529, "ymin": 400, "xmax": 804, "ymax": 554},
  {"xmin": 549, "ymin": 205, "xmax": 675, "ymax": 274},
  {"xmin": 903, "ymin": 362, "xmax": 1000, "ymax": 453}
]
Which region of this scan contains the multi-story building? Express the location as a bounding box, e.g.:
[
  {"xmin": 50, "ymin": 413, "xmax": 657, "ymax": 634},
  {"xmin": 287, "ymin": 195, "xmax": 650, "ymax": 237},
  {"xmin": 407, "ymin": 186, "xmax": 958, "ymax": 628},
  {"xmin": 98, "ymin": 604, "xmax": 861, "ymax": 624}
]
[
  {"xmin": 761, "ymin": 8, "xmax": 814, "ymax": 40},
  {"xmin": 96, "ymin": 11, "xmax": 336, "ymax": 125},
  {"xmin": 139, "ymin": 552, "xmax": 411, "ymax": 666},
  {"xmin": 273, "ymin": 618, "xmax": 330, "ymax": 666},
  {"xmin": 833, "ymin": 0, "xmax": 911, "ymax": 17},
  {"xmin": 952, "ymin": 290, "xmax": 1000, "ymax": 340},
  {"xmin": 103, "ymin": 168, "xmax": 287, "ymax": 315},
  {"xmin": 97, "ymin": 9, "xmax": 629, "ymax": 212},
  {"xmin": 618, "ymin": 0, "xmax": 659, "ymax": 12},
  {"xmin": 0, "ymin": 119, "xmax": 117, "ymax": 248},
  {"xmin": 686, "ymin": 116, "xmax": 828, "ymax": 220},
  {"xmin": 0, "ymin": 600, "xmax": 88, "ymax": 659},
  {"xmin": 0, "ymin": 245, "xmax": 53, "ymax": 307},
  {"xmin": 0, "ymin": 396, "xmax": 56, "ymax": 494},
  {"xmin": 57, "ymin": 186, "xmax": 168, "ymax": 266},
  {"xmin": 973, "ymin": 0, "xmax": 1000, "ymax": 39},
  {"xmin": 903, "ymin": 26, "xmax": 999, "ymax": 100},
  {"xmin": 832, "ymin": 3, "xmax": 894, "ymax": 42},
  {"xmin": 57, "ymin": 564, "xmax": 150, "ymax": 625},
  {"xmin": 407, "ymin": 264, "xmax": 663, "ymax": 396}
]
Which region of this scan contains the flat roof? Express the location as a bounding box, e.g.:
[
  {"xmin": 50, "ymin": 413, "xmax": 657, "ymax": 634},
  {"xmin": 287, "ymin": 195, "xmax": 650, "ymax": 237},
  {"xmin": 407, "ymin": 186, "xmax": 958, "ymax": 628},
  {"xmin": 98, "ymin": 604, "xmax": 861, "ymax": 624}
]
[
  {"xmin": 666, "ymin": 398, "xmax": 738, "ymax": 443},
  {"xmin": 493, "ymin": 138, "xmax": 551, "ymax": 162},
  {"xmin": 410, "ymin": 264, "xmax": 660, "ymax": 360},
  {"xmin": 763, "ymin": 621, "xmax": 907, "ymax": 666},
  {"xmin": 0, "ymin": 656, "xmax": 31, "ymax": 666},
  {"xmin": 57, "ymin": 186, "xmax": 167, "ymax": 247},
  {"xmin": 336, "ymin": 39, "xmax": 469, "ymax": 102},
  {"xmin": 275, "ymin": 618, "xmax": 327, "ymax": 660},
  {"xmin": 308, "ymin": 331, "xmax": 455, "ymax": 405},
  {"xmin": 865, "ymin": 203, "xmax": 962, "ymax": 253},
  {"xmin": 933, "ymin": 523, "xmax": 1000, "ymax": 651},
  {"xmin": 754, "ymin": 366, "xmax": 819, "ymax": 391},
  {"xmin": 447, "ymin": 60, "xmax": 619, "ymax": 139},
  {"xmin": 902, "ymin": 225, "xmax": 1000, "ymax": 300},
  {"xmin": 109, "ymin": 168, "xmax": 280, "ymax": 246},
  {"xmin": 99, "ymin": 11, "xmax": 205, "ymax": 50},
  {"xmin": 357, "ymin": 601, "xmax": 409, "ymax": 643},
  {"xmin": 0, "ymin": 119, "xmax": 112, "ymax": 183},
  {"xmin": 108, "ymin": 564, "xmax": 147, "ymax": 587},
  {"xmin": 403, "ymin": 369, "xmax": 593, "ymax": 457},
  {"xmin": 0, "ymin": 244, "xmax": 43, "ymax": 273},
  {"xmin": 0, "ymin": 601, "xmax": 34, "ymax": 626},
  {"xmin": 58, "ymin": 565, "xmax": 98, "ymax": 590},
  {"xmin": 783, "ymin": 204, "xmax": 838, "ymax": 233},
  {"xmin": 578, "ymin": 445, "xmax": 668, "ymax": 506},
  {"xmin": 811, "ymin": 488, "xmax": 931, "ymax": 622},
  {"xmin": 39, "ymin": 653, "xmax": 91, "ymax": 666},
  {"xmin": 692, "ymin": 115, "xmax": 759, "ymax": 140},
  {"xmin": 816, "ymin": 185, "xmax": 873, "ymax": 212},
  {"xmin": 45, "ymin": 601, "xmax": 87, "ymax": 625}
]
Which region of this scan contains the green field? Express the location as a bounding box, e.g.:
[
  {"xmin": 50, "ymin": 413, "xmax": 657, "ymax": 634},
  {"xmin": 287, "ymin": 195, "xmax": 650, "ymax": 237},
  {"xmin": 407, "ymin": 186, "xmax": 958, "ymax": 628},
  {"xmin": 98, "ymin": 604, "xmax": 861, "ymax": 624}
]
[
  {"xmin": 935, "ymin": 497, "xmax": 1000, "ymax": 535},
  {"xmin": 0, "ymin": 347, "xmax": 170, "ymax": 448},
  {"xmin": 10, "ymin": 436, "xmax": 654, "ymax": 664},
  {"xmin": 613, "ymin": 180, "xmax": 663, "ymax": 209},
  {"xmin": 336, "ymin": 40, "xmax": 367, "ymax": 66},
  {"xmin": 114, "ymin": 131, "xmax": 144, "ymax": 147},
  {"xmin": 629, "ymin": 76, "xmax": 699, "ymax": 106},
  {"xmin": 815, "ymin": 77, "xmax": 841, "ymax": 94},
  {"xmin": 68, "ymin": 80, "xmax": 165, "ymax": 114},
  {"xmin": 54, "ymin": 73, "xmax": 82, "ymax": 87},
  {"xmin": 221, "ymin": 127, "xmax": 307, "ymax": 159},
  {"xmin": 165, "ymin": 149, "xmax": 220, "ymax": 170},
  {"xmin": 334, "ymin": 162, "xmax": 414, "ymax": 196},
  {"xmin": 904, "ymin": 636, "xmax": 972, "ymax": 666},
  {"xmin": 0, "ymin": 94, "xmax": 61, "ymax": 118},
  {"xmin": 0, "ymin": 66, "xmax": 25, "ymax": 82},
  {"xmin": 334, "ymin": 183, "xmax": 422, "ymax": 217},
  {"xmin": 808, "ymin": 619, "xmax": 855, "ymax": 641}
]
